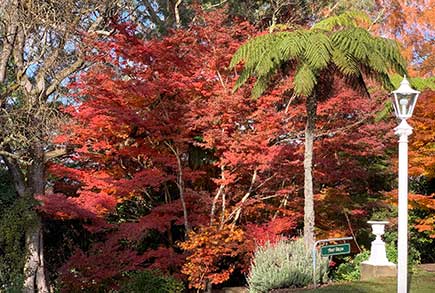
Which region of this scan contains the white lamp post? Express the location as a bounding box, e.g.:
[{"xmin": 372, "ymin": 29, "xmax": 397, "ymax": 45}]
[{"xmin": 391, "ymin": 76, "xmax": 420, "ymax": 293}]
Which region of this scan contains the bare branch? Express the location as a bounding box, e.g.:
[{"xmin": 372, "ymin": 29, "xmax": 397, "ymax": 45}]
[
  {"xmin": 211, "ymin": 165, "xmax": 225, "ymax": 225},
  {"xmin": 0, "ymin": 150, "xmax": 30, "ymax": 164},
  {"xmin": 140, "ymin": 0, "xmax": 164, "ymax": 27},
  {"xmin": 229, "ymin": 169, "xmax": 257, "ymax": 227},
  {"xmin": 0, "ymin": 24, "xmax": 17, "ymax": 83},
  {"xmin": 165, "ymin": 141, "xmax": 190, "ymax": 234},
  {"xmin": 44, "ymin": 147, "xmax": 68, "ymax": 162},
  {"xmin": 45, "ymin": 58, "xmax": 84, "ymax": 96},
  {"xmin": 174, "ymin": 0, "xmax": 183, "ymax": 28}
]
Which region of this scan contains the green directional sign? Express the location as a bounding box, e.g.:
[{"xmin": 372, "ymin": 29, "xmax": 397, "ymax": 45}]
[{"xmin": 321, "ymin": 243, "xmax": 350, "ymax": 256}]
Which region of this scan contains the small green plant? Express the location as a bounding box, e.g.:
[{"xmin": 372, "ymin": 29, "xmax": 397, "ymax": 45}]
[
  {"xmin": 333, "ymin": 249, "xmax": 370, "ymax": 281},
  {"xmin": 333, "ymin": 241, "xmax": 415, "ymax": 282},
  {"xmin": 119, "ymin": 270, "xmax": 184, "ymax": 293},
  {"xmin": 247, "ymin": 238, "xmax": 328, "ymax": 293},
  {"xmin": 383, "ymin": 230, "xmax": 421, "ymax": 267}
]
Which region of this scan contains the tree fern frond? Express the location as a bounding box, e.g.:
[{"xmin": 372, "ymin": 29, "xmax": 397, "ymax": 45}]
[
  {"xmin": 251, "ymin": 75, "xmax": 270, "ymax": 99},
  {"xmin": 254, "ymin": 40, "xmax": 285, "ymax": 77},
  {"xmin": 229, "ymin": 33, "xmax": 278, "ymax": 69},
  {"xmin": 332, "ymin": 49, "xmax": 359, "ymax": 76},
  {"xmin": 230, "ymin": 11, "xmax": 407, "ymax": 99},
  {"xmin": 278, "ymin": 30, "xmax": 308, "ymax": 60},
  {"xmin": 374, "ymin": 71, "xmax": 394, "ymax": 91},
  {"xmin": 331, "ymin": 28, "xmax": 372, "ymax": 61},
  {"xmin": 304, "ymin": 32, "xmax": 332, "ymax": 70},
  {"xmin": 230, "ymin": 33, "xmax": 288, "ymax": 91},
  {"xmin": 294, "ymin": 64, "xmax": 316, "ymax": 96},
  {"xmin": 312, "ymin": 10, "xmax": 371, "ymax": 31},
  {"xmin": 366, "ymin": 49, "xmax": 388, "ymax": 75},
  {"xmin": 372, "ymin": 38, "xmax": 407, "ymax": 75},
  {"xmin": 233, "ymin": 69, "xmax": 252, "ymax": 92}
]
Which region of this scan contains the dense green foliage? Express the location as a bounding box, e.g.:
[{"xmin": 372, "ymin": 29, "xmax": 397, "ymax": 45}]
[
  {"xmin": 0, "ymin": 170, "xmax": 36, "ymax": 292},
  {"xmin": 333, "ymin": 249, "xmax": 370, "ymax": 281},
  {"xmin": 247, "ymin": 239, "xmax": 328, "ymax": 292},
  {"xmin": 119, "ymin": 270, "xmax": 184, "ymax": 293}
]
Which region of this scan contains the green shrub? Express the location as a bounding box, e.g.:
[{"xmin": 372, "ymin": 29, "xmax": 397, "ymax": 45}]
[
  {"xmin": 0, "ymin": 196, "xmax": 36, "ymax": 292},
  {"xmin": 119, "ymin": 270, "xmax": 184, "ymax": 293},
  {"xmin": 333, "ymin": 249, "xmax": 370, "ymax": 281},
  {"xmin": 333, "ymin": 241, "xmax": 417, "ymax": 282},
  {"xmin": 247, "ymin": 238, "xmax": 328, "ymax": 293},
  {"xmin": 383, "ymin": 231, "xmax": 421, "ymax": 267}
]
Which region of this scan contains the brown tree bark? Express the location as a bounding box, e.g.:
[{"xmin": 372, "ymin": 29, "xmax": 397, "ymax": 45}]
[
  {"xmin": 23, "ymin": 220, "xmax": 48, "ymax": 293},
  {"xmin": 303, "ymin": 94, "xmax": 317, "ymax": 250},
  {"xmin": 23, "ymin": 143, "xmax": 48, "ymax": 292},
  {"xmin": 2, "ymin": 145, "xmax": 48, "ymax": 292},
  {"xmin": 0, "ymin": 2, "xmax": 118, "ymax": 291}
]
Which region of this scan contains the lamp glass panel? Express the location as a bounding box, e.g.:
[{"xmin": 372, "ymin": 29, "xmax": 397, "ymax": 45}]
[{"xmin": 394, "ymin": 93, "xmax": 418, "ymax": 119}]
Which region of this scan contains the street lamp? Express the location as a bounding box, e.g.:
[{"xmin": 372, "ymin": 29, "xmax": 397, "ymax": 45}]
[{"xmin": 391, "ymin": 76, "xmax": 420, "ymax": 293}]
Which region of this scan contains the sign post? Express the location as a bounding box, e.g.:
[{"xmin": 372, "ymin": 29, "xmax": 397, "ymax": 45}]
[{"xmin": 312, "ymin": 237, "xmax": 353, "ymax": 289}]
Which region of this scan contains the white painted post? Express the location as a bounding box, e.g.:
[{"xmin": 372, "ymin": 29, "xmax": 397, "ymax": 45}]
[{"xmin": 395, "ymin": 119, "xmax": 413, "ymax": 293}]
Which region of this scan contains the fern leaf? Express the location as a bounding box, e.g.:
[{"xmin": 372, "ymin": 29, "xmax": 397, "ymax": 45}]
[
  {"xmin": 278, "ymin": 31, "xmax": 307, "ymax": 60},
  {"xmin": 294, "ymin": 64, "xmax": 316, "ymax": 96},
  {"xmin": 312, "ymin": 10, "xmax": 371, "ymax": 31},
  {"xmin": 332, "ymin": 49, "xmax": 359, "ymax": 76},
  {"xmin": 233, "ymin": 69, "xmax": 252, "ymax": 92},
  {"xmin": 230, "ymin": 34, "xmax": 277, "ymax": 69},
  {"xmin": 304, "ymin": 32, "xmax": 332, "ymax": 70},
  {"xmin": 251, "ymin": 75, "xmax": 270, "ymax": 99}
]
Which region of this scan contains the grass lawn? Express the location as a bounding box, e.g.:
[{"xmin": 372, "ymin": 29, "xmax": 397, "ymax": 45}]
[
  {"xmin": 270, "ymin": 269, "xmax": 435, "ymax": 292},
  {"xmin": 307, "ymin": 270, "xmax": 435, "ymax": 292}
]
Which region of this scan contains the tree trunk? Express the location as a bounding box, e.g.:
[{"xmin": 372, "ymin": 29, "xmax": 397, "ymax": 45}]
[
  {"xmin": 23, "ymin": 143, "xmax": 49, "ymax": 293},
  {"xmin": 23, "ymin": 219, "xmax": 48, "ymax": 293},
  {"xmin": 303, "ymin": 95, "xmax": 317, "ymax": 250}
]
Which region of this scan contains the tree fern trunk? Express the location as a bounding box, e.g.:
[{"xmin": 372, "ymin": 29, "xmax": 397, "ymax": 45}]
[{"xmin": 304, "ymin": 94, "xmax": 317, "ymax": 250}]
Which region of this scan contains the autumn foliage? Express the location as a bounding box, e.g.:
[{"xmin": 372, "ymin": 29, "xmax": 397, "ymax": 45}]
[
  {"xmin": 31, "ymin": 6, "xmax": 434, "ymax": 292},
  {"xmin": 375, "ymin": 0, "xmax": 435, "ymax": 76},
  {"xmin": 38, "ymin": 10, "xmax": 308, "ymax": 290}
]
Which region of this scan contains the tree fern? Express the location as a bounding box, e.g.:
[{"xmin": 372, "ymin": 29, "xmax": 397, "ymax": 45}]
[
  {"xmin": 229, "ymin": 11, "xmax": 408, "ymax": 250},
  {"xmin": 331, "ymin": 49, "xmax": 359, "ymax": 76},
  {"xmin": 312, "ymin": 10, "xmax": 371, "ymax": 31},
  {"xmin": 230, "ymin": 11, "xmax": 407, "ymax": 98},
  {"xmin": 230, "ymin": 33, "xmax": 284, "ymax": 93}
]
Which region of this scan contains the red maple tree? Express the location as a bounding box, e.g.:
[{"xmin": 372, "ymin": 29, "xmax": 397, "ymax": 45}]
[{"xmin": 37, "ymin": 8, "xmax": 401, "ymax": 291}]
